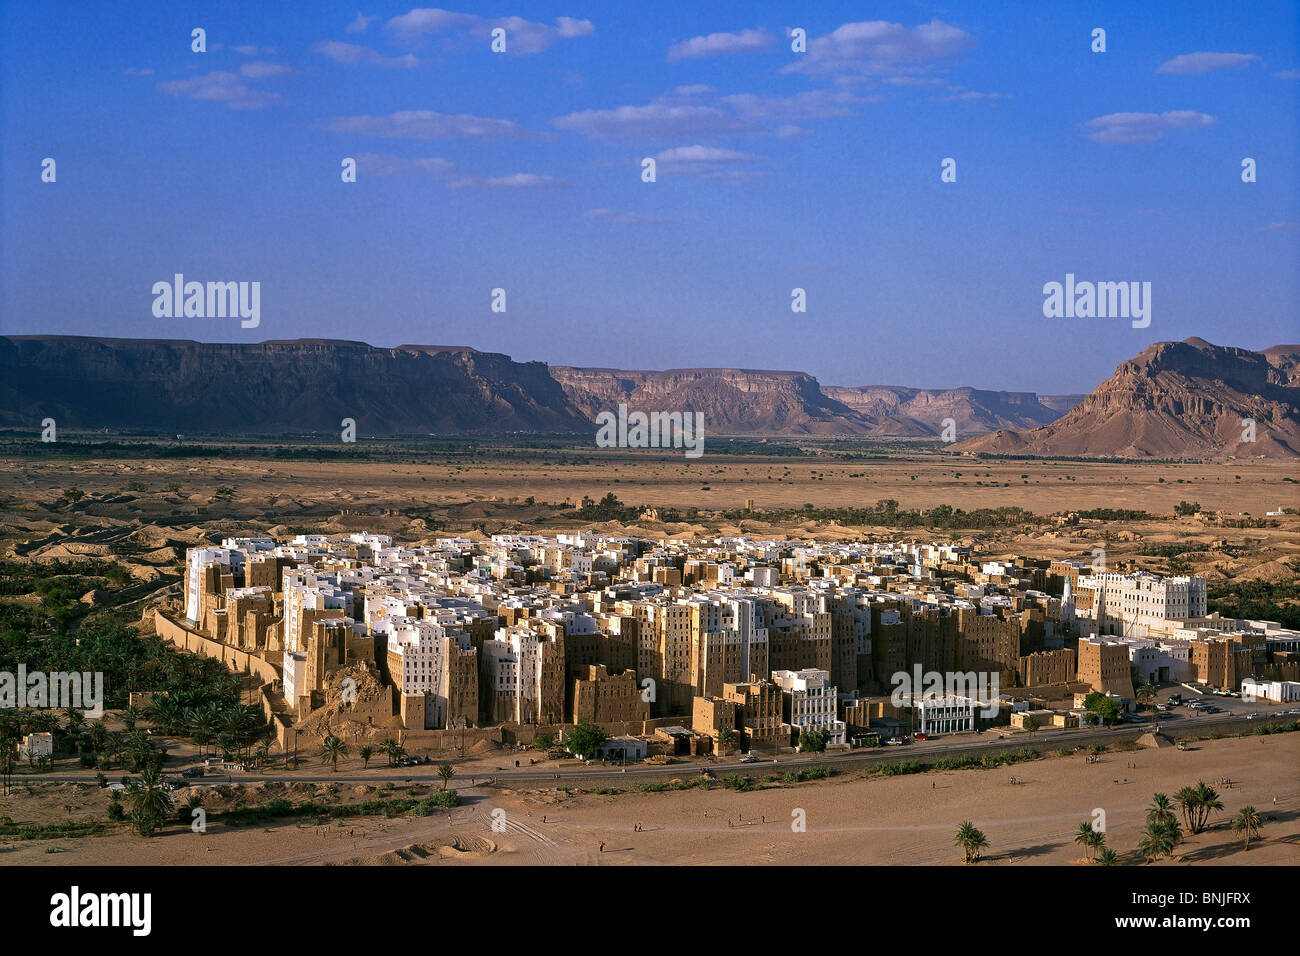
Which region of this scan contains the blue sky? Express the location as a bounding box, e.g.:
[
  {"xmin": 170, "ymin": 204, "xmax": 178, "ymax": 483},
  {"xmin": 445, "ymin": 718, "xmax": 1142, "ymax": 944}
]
[{"xmin": 3, "ymin": 0, "xmax": 1298, "ymax": 393}]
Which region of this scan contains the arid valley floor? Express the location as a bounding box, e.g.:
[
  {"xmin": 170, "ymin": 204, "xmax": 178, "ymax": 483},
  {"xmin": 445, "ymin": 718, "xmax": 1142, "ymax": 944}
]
[
  {"xmin": 4, "ymin": 733, "xmax": 1296, "ymax": 866},
  {"xmin": 2, "ymin": 437, "xmax": 1297, "ymax": 866},
  {"xmin": 3, "ymin": 439, "xmax": 1298, "ymax": 585}
]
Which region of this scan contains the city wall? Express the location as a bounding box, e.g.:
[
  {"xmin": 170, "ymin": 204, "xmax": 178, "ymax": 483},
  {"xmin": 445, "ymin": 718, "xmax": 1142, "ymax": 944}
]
[{"xmin": 153, "ymin": 609, "xmax": 281, "ymax": 686}]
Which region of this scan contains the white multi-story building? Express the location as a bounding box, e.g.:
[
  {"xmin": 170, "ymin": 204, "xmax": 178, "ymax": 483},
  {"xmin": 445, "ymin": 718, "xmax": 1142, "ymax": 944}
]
[
  {"xmin": 772, "ymin": 668, "xmax": 846, "ymax": 747},
  {"xmin": 281, "ymin": 569, "xmax": 353, "ymax": 653},
  {"xmin": 481, "ymin": 626, "xmax": 564, "ymax": 725},
  {"xmin": 1083, "ymin": 573, "xmax": 1208, "ymax": 638},
  {"xmin": 185, "ymin": 547, "xmax": 242, "ymax": 622},
  {"xmin": 282, "ymin": 650, "xmax": 307, "ymax": 710},
  {"xmin": 388, "ymin": 618, "xmax": 467, "ymax": 729},
  {"xmin": 915, "ymin": 696, "xmax": 978, "ymax": 735}
]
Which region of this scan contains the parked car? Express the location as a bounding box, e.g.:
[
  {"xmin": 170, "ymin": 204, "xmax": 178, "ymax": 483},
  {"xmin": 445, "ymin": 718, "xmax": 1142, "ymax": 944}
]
[
  {"xmin": 739, "ymin": 754, "xmax": 760, "ymax": 763},
  {"xmin": 914, "ymin": 733, "xmax": 929, "ymax": 740},
  {"xmin": 180, "ymin": 768, "xmax": 205, "ymax": 778},
  {"xmin": 884, "ymin": 738, "xmax": 904, "ymax": 746}
]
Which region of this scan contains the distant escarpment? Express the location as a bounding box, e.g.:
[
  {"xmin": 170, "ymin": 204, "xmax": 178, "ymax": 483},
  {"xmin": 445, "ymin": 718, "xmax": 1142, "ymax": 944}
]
[
  {"xmin": 0, "ymin": 337, "xmax": 591, "ymax": 435},
  {"xmin": 957, "ymin": 338, "xmax": 1300, "ymax": 458}
]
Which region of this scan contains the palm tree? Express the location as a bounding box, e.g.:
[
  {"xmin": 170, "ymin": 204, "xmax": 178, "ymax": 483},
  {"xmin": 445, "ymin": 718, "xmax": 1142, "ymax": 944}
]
[
  {"xmin": 125, "ymin": 766, "xmax": 173, "ymax": 837},
  {"xmin": 1146, "ymin": 793, "xmax": 1176, "ymax": 826},
  {"xmin": 1188, "ymin": 781, "xmax": 1223, "ymax": 834},
  {"xmin": 359, "ymin": 746, "xmax": 374, "ymax": 769},
  {"xmin": 63, "ymin": 707, "xmax": 86, "ymax": 737},
  {"xmin": 437, "ymin": 762, "xmax": 455, "ymax": 791},
  {"xmin": 1074, "ymin": 821, "xmax": 1100, "ymax": 861},
  {"xmin": 0, "ymin": 737, "xmax": 16, "ymax": 796},
  {"xmin": 1231, "ymin": 807, "xmax": 1262, "ymax": 850},
  {"xmin": 104, "ymin": 731, "xmax": 126, "ymax": 770},
  {"xmin": 1137, "ymin": 818, "xmax": 1182, "ymax": 862},
  {"xmin": 1174, "ymin": 785, "xmax": 1198, "ymax": 831},
  {"xmin": 87, "ymin": 721, "xmax": 108, "ymax": 754},
  {"xmin": 121, "ymin": 706, "xmax": 140, "ymax": 732},
  {"xmin": 1097, "ymin": 847, "xmax": 1120, "ymax": 866},
  {"xmin": 320, "ymin": 736, "xmax": 349, "ymax": 772},
  {"xmin": 954, "ymin": 821, "xmax": 989, "ymax": 864},
  {"xmin": 188, "ymin": 707, "xmax": 217, "ymax": 758},
  {"xmin": 145, "ymin": 697, "xmax": 181, "ymax": 736},
  {"xmin": 381, "ymin": 737, "xmax": 399, "ymax": 767},
  {"xmin": 717, "ymin": 727, "xmax": 737, "ymax": 758}
]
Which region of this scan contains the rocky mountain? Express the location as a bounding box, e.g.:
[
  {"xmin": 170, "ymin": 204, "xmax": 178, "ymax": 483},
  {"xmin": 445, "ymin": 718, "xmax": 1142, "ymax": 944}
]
[
  {"xmin": 0, "ymin": 336, "xmax": 591, "ymax": 435},
  {"xmin": 822, "ymin": 385, "xmax": 1085, "ymax": 437},
  {"xmin": 549, "ymin": 366, "xmax": 874, "ymax": 435},
  {"xmin": 958, "ymin": 338, "xmax": 1300, "ymax": 458},
  {"xmin": 6, "ymin": 335, "xmax": 1285, "ymax": 454},
  {"xmin": 549, "ymin": 368, "xmax": 1080, "ymax": 438}
]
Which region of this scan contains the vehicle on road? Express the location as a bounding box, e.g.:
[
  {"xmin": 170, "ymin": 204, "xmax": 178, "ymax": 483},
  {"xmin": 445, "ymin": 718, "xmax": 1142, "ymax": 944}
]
[{"xmin": 739, "ymin": 754, "xmax": 760, "ymax": 763}]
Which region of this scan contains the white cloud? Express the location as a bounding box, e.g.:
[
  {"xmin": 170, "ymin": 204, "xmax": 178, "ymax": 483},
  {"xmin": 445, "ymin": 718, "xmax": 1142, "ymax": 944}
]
[
  {"xmin": 239, "ymin": 61, "xmax": 292, "ymax": 79},
  {"xmin": 1156, "ymin": 52, "xmax": 1260, "ymax": 75},
  {"xmin": 585, "ymin": 208, "xmax": 666, "ymax": 224},
  {"xmin": 667, "ymin": 28, "xmax": 774, "ymax": 63},
  {"xmin": 652, "ymin": 144, "xmax": 767, "ymax": 182},
  {"xmin": 1083, "ymin": 110, "xmax": 1217, "ymax": 144},
  {"xmin": 355, "ymin": 152, "xmax": 565, "ymax": 188},
  {"xmin": 313, "ymin": 41, "xmax": 419, "ymax": 69},
  {"xmin": 324, "ymin": 110, "xmax": 535, "ymax": 140},
  {"xmin": 385, "ymin": 8, "xmax": 594, "ymax": 56},
  {"xmin": 347, "ymin": 12, "xmax": 380, "ymax": 34},
  {"xmin": 1274, "ymin": 69, "xmax": 1300, "ymax": 79},
  {"xmin": 774, "ymin": 124, "xmax": 811, "ymax": 139},
  {"xmin": 554, "ymin": 102, "xmax": 759, "ymax": 141},
  {"xmin": 942, "ymin": 89, "xmax": 1010, "ymax": 102},
  {"xmin": 783, "ymin": 19, "xmax": 975, "ymax": 77},
  {"xmin": 157, "ymin": 71, "xmax": 280, "ymax": 110},
  {"xmin": 722, "ymin": 88, "xmax": 863, "ymax": 122},
  {"xmin": 661, "ymin": 84, "xmax": 715, "ymax": 99}
]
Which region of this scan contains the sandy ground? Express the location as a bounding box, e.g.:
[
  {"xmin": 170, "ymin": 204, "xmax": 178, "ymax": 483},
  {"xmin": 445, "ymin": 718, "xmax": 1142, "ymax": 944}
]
[
  {"xmin": 4, "ymin": 449, "xmax": 1296, "ymax": 517},
  {"xmin": 2, "ymin": 450, "xmax": 1297, "ymax": 591},
  {"xmin": 5, "ymin": 733, "xmax": 1296, "ymax": 866}
]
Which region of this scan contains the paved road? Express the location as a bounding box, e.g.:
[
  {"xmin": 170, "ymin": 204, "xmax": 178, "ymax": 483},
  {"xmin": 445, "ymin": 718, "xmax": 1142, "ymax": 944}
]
[{"xmin": 20, "ymin": 712, "xmax": 1283, "ymax": 790}]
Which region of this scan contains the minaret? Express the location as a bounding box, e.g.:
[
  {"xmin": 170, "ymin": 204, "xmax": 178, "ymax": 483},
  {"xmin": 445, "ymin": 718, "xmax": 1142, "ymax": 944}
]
[{"xmin": 1061, "ymin": 577, "xmax": 1076, "ymax": 628}]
